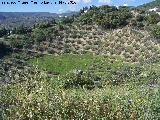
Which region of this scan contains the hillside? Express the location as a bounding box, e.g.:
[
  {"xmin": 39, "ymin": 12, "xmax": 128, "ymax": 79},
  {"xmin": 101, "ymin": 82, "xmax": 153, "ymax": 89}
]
[
  {"xmin": 0, "ymin": 12, "xmax": 77, "ymax": 28},
  {"xmin": 1, "ymin": 5, "xmax": 159, "ymax": 63},
  {"xmin": 0, "ymin": 3, "xmax": 160, "ymax": 120},
  {"xmin": 138, "ymin": 0, "xmax": 160, "ymax": 11}
]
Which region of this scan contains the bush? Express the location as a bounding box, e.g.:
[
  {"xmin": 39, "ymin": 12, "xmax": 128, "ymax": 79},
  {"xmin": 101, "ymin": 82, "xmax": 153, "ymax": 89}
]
[
  {"xmin": 0, "ymin": 28, "xmax": 8, "ymax": 37},
  {"xmin": 137, "ymin": 22, "xmax": 145, "ymax": 28},
  {"xmin": 63, "ymin": 71, "xmax": 96, "ymax": 89},
  {"xmin": 146, "ymin": 13, "xmax": 160, "ymax": 24},
  {"xmin": 0, "ymin": 40, "xmax": 12, "ymax": 58},
  {"xmin": 1, "ymin": 68, "xmax": 159, "ymax": 119},
  {"xmin": 47, "ymin": 47, "xmax": 55, "ymax": 54},
  {"xmin": 1, "ymin": 54, "xmax": 160, "ymax": 119},
  {"xmin": 12, "ymin": 25, "xmax": 32, "ymax": 34},
  {"xmin": 152, "ymin": 25, "xmax": 160, "ymax": 39},
  {"xmin": 136, "ymin": 15, "xmax": 145, "ymax": 22},
  {"xmin": 8, "ymin": 35, "xmax": 26, "ymax": 48},
  {"xmin": 61, "ymin": 16, "xmax": 74, "ymax": 24},
  {"xmin": 130, "ymin": 19, "xmax": 138, "ymax": 27},
  {"xmin": 32, "ymin": 28, "xmax": 46, "ymax": 43},
  {"xmin": 36, "ymin": 22, "xmax": 52, "ymax": 29},
  {"xmin": 0, "ymin": 70, "xmax": 53, "ymax": 120}
]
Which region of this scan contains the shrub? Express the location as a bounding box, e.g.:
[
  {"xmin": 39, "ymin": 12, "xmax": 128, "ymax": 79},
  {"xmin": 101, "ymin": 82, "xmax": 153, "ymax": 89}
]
[
  {"xmin": 77, "ymin": 39, "xmax": 82, "ymax": 44},
  {"xmin": 32, "ymin": 28, "xmax": 46, "ymax": 43},
  {"xmin": 36, "ymin": 22, "xmax": 52, "ymax": 29},
  {"xmin": 0, "ymin": 40, "xmax": 12, "ymax": 58},
  {"xmin": 0, "ymin": 28, "xmax": 8, "ymax": 37},
  {"xmin": 1, "ymin": 54, "xmax": 159, "ymax": 119},
  {"xmin": 136, "ymin": 15, "xmax": 145, "ymax": 22},
  {"xmin": 8, "ymin": 35, "xmax": 26, "ymax": 48},
  {"xmin": 61, "ymin": 16, "xmax": 74, "ymax": 24},
  {"xmin": 0, "ymin": 70, "xmax": 54, "ymax": 120},
  {"xmin": 146, "ymin": 13, "xmax": 160, "ymax": 24},
  {"xmin": 137, "ymin": 22, "xmax": 145, "ymax": 28},
  {"xmin": 63, "ymin": 71, "xmax": 96, "ymax": 89},
  {"xmin": 152, "ymin": 25, "xmax": 160, "ymax": 39},
  {"xmin": 47, "ymin": 47, "xmax": 55, "ymax": 54},
  {"xmin": 130, "ymin": 19, "xmax": 137, "ymax": 27},
  {"xmin": 12, "ymin": 25, "xmax": 32, "ymax": 34}
]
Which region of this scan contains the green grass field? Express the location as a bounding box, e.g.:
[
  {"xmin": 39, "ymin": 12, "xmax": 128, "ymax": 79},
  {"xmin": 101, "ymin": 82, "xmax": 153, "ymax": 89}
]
[{"xmin": 28, "ymin": 53, "xmax": 97, "ymax": 74}]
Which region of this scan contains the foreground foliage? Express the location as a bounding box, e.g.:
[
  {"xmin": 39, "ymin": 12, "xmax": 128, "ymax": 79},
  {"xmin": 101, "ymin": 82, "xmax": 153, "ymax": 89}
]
[
  {"xmin": 0, "ymin": 69, "xmax": 159, "ymax": 119},
  {"xmin": 1, "ymin": 54, "xmax": 160, "ymax": 119}
]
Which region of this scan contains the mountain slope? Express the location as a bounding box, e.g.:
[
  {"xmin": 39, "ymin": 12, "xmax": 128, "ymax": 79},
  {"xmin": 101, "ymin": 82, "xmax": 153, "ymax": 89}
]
[
  {"xmin": 138, "ymin": 0, "xmax": 160, "ymax": 11},
  {"xmin": 0, "ymin": 12, "xmax": 77, "ymax": 28},
  {"xmin": 1, "ymin": 5, "xmax": 160, "ymax": 63}
]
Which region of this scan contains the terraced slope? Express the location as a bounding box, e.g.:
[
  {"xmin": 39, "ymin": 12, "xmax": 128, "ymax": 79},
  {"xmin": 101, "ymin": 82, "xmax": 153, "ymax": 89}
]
[
  {"xmin": 27, "ymin": 24, "xmax": 160, "ymax": 63},
  {"xmin": 101, "ymin": 27, "xmax": 160, "ymax": 63}
]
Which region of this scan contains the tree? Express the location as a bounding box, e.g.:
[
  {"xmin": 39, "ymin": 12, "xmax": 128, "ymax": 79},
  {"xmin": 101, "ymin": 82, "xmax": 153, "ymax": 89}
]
[
  {"xmin": 12, "ymin": 25, "xmax": 32, "ymax": 34},
  {"xmin": 61, "ymin": 16, "xmax": 74, "ymax": 24},
  {"xmin": 0, "ymin": 28, "xmax": 8, "ymax": 37},
  {"xmin": 8, "ymin": 35, "xmax": 25, "ymax": 48},
  {"xmin": 147, "ymin": 13, "xmax": 160, "ymax": 24},
  {"xmin": 80, "ymin": 5, "xmax": 132, "ymax": 29},
  {"xmin": 136, "ymin": 15, "xmax": 145, "ymax": 22},
  {"xmin": 37, "ymin": 22, "xmax": 52, "ymax": 29},
  {"xmin": 44, "ymin": 28, "xmax": 53, "ymax": 41},
  {"xmin": 32, "ymin": 28, "xmax": 46, "ymax": 43},
  {"xmin": 0, "ymin": 40, "xmax": 12, "ymax": 58},
  {"xmin": 152, "ymin": 25, "xmax": 160, "ymax": 39}
]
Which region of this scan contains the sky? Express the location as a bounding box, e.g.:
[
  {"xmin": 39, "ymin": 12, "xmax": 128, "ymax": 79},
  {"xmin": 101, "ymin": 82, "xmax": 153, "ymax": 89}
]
[{"xmin": 0, "ymin": 0, "xmax": 154, "ymax": 13}]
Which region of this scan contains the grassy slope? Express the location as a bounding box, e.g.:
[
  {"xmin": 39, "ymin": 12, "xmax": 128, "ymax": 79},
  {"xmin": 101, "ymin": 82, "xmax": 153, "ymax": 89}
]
[
  {"xmin": 28, "ymin": 53, "xmax": 97, "ymax": 74},
  {"xmin": 28, "ymin": 53, "xmax": 160, "ymax": 86}
]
